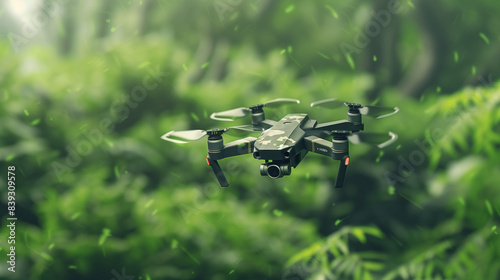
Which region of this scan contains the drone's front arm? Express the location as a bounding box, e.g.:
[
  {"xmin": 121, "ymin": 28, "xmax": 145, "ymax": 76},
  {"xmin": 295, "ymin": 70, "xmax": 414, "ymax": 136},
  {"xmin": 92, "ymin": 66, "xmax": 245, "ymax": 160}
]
[
  {"xmin": 206, "ymin": 137, "xmax": 257, "ymax": 187},
  {"xmin": 304, "ymin": 136, "xmax": 350, "ymax": 188}
]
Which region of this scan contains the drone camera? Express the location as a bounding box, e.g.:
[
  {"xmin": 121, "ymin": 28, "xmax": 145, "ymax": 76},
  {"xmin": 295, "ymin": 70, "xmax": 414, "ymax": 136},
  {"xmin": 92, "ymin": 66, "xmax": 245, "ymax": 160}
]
[{"xmin": 260, "ymin": 162, "xmax": 291, "ymax": 179}]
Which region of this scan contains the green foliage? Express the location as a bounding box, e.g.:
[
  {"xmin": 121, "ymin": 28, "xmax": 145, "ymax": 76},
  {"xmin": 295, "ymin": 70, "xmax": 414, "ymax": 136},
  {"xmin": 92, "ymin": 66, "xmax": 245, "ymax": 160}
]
[
  {"xmin": 286, "ymin": 226, "xmax": 385, "ymax": 280},
  {"xmin": 1, "ymin": 0, "xmax": 500, "ymax": 279},
  {"xmin": 427, "ymin": 82, "xmax": 500, "ymax": 167}
]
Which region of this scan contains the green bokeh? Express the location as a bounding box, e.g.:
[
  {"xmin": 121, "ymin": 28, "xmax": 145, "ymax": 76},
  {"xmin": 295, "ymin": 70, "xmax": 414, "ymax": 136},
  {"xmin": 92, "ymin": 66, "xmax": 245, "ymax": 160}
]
[{"xmin": 0, "ymin": 0, "xmax": 499, "ymax": 279}]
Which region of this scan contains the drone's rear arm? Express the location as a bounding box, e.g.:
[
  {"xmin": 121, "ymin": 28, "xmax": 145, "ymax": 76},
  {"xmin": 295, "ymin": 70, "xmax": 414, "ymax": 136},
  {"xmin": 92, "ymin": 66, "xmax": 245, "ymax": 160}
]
[{"xmin": 304, "ymin": 136, "xmax": 350, "ymax": 188}]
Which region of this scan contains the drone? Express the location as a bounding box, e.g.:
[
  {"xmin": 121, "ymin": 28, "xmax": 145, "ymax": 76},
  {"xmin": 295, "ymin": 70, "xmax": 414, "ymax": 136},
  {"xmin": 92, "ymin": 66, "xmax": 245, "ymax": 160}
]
[{"xmin": 161, "ymin": 98, "xmax": 399, "ymax": 188}]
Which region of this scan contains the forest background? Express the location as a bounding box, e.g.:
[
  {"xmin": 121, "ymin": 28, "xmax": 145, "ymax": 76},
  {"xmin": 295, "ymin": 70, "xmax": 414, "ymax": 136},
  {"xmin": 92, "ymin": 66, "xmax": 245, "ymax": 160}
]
[{"xmin": 0, "ymin": 0, "xmax": 499, "ymax": 279}]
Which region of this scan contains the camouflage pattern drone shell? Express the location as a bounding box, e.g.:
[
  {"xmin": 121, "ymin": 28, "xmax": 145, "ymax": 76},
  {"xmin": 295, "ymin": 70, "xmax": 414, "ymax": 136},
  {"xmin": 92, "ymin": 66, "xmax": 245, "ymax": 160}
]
[{"xmin": 254, "ymin": 114, "xmax": 314, "ymax": 160}]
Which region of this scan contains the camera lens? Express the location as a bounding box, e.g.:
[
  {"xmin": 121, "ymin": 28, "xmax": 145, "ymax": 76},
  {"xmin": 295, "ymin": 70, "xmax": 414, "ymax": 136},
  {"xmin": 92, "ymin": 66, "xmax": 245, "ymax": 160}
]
[{"xmin": 267, "ymin": 165, "xmax": 281, "ymax": 179}]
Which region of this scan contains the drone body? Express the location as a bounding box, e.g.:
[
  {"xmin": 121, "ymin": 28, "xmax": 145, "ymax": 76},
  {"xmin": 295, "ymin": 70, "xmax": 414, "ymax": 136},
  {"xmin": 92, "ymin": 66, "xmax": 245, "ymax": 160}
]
[{"xmin": 161, "ymin": 98, "xmax": 399, "ymax": 188}]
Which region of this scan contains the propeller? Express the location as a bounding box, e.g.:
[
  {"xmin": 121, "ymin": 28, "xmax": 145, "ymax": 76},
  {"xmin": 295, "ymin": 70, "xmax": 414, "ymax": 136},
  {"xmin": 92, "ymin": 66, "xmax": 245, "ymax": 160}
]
[
  {"xmin": 311, "ymin": 98, "xmax": 399, "ymax": 119},
  {"xmin": 347, "ymin": 131, "xmax": 398, "ymax": 148},
  {"xmin": 210, "ymin": 107, "xmax": 251, "ymax": 121},
  {"xmin": 310, "ymin": 98, "xmax": 347, "ymax": 109},
  {"xmin": 161, "ymin": 126, "xmax": 261, "ymax": 144},
  {"xmin": 210, "ymin": 98, "xmax": 300, "ymax": 121},
  {"xmin": 161, "ymin": 130, "xmax": 209, "ymax": 143},
  {"xmin": 263, "ymin": 98, "xmax": 301, "ymax": 108}
]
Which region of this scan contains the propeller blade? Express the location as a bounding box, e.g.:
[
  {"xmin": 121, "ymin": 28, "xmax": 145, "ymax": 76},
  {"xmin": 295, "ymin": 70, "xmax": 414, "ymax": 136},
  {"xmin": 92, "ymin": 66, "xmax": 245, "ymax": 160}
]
[
  {"xmin": 359, "ymin": 106, "xmax": 399, "ymax": 119},
  {"xmin": 310, "ymin": 98, "xmax": 347, "ymax": 109},
  {"xmin": 210, "ymin": 107, "xmax": 251, "ymax": 121},
  {"xmin": 161, "ymin": 130, "xmax": 207, "ymax": 143},
  {"xmin": 348, "ymin": 131, "xmax": 398, "ymax": 148},
  {"xmin": 210, "ymin": 99, "xmax": 299, "ymax": 121},
  {"xmin": 264, "ymin": 98, "xmax": 300, "ymax": 108}
]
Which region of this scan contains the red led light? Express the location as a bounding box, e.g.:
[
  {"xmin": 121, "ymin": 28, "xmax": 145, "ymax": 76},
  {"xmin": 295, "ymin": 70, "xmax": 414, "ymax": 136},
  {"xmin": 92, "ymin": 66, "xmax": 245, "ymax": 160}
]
[
  {"xmin": 206, "ymin": 157, "xmax": 211, "ymax": 166},
  {"xmin": 345, "ymin": 156, "xmax": 350, "ymax": 166}
]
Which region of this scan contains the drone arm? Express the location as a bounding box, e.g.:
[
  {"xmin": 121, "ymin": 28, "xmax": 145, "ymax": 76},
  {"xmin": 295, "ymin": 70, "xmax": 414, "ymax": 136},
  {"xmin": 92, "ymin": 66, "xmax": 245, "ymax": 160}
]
[
  {"xmin": 314, "ymin": 120, "xmax": 363, "ymax": 133},
  {"xmin": 206, "ymin": 137, "xmax": 257, "ymax": 187},
  {"xmin": 304, "ymin": 136, "xmax": 350, "ymax": 188},
  {"xmin": 208, "ymin": 137, "xmax": 257, "ymax": 160},
  {"xmin": 304, "ymin": 136, "xmax": 333, "ymax": 157},
  {"xmin": 259, "ymin": 119, "xmax": 277, "ymax": 129}
]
